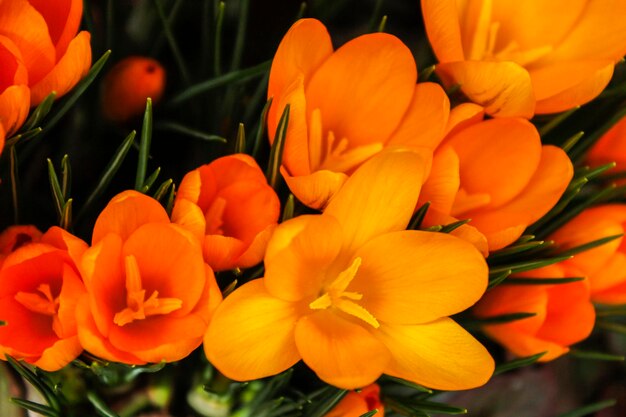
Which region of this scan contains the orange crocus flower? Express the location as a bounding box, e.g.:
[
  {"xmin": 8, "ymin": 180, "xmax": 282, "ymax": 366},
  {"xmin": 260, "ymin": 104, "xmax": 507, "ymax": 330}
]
[
  {"xmin": 102, "ymin": 56, "xmax": 166, "ymax": 123},
  {"xmin": 326, "ymin": 384, "xmax": 384, "ymax": 417},
  {"xmin": 0, "ymin": 224, "xmax": 43, "ymax": 267},
  {"xmin": 549, "ymin": 204, "xmax": 626, "ymax": 304},
  {"xmin": 172, "ymin": 154, "xmax": 280, "ymax": 272},
  {"xmin": 421, "ymin": 0, "xmax": 626, "ymax": 117},
  {"xmin": 587, "ymin": 114, "xmax": 626, "ymax": 181},
  {"xmin": 0, "ymin": 0, "xmax": 92, "ymax": 106},
  {"xmin": 418, "ymin": 105, "xmax": 573, "ymax": 254},
  {"xmin": 267, "ymin": 18, "xmax": 449, "ymax": 209},
  {"xmin": 76, "ymin": 191, "xmax": 222, "ymax": 364},
  {"xmin": 205, "ymin": 151, "xmax": 493, "ymax": 390},
  {"xmin": 474, "ymin": 265, "xmax": 595, "ymax": 361},
  {"xmin": 0, "ymin": 226, "xmax": 87, "ymax": 371}
]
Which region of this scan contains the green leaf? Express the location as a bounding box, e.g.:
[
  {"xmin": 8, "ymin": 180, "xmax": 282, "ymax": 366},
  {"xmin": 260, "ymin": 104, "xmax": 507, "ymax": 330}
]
[
  {"xmin": 556, "ymin": 400, "xmax": 616, "ymax": 417},
  {"xmin": 380, "ymin": 375, "xmax": 433, "ymax": 394},
  {"xmin": 153, "ymin": 0, "xmax": 190, "ymax": 84},
  {"xmin": 141, "ymin": 167, "xmax": 161, "ymax": 193},
  {"xmin": 87, "ymin": 391, "xmax": 121, "ymax": 417},
  {"xmin": 489, "ymin": 256, "xmax": 572, "ymax": 276},
  {"xmin": 60, "ymin": 199, "xmax": 73, "ymax": 231},
  {"xmin": 155, "ymin": 121, "xmax": 227, "ymax": 143},
  {"xmin": 406, "ymin": 400, "xmax": 466, "ymax": 415},
  {"xmin": 282, "ymin": 194, "xmax": 295, "ymax": 222},
  {"xmin": 569, "ymin": 349, "xmax": 625, "ymax": 362},
  {"xmin": 213, "ymin": 1, "xmax": 225, "ymax": 76},
  {"xmin": 556, "ymin": 234, "xmax": 623, "ymax": 258},
  {"xmin": 235, "ymin": 123, "xmax": 246, "ymax": 154},
  {"xmin": 473, "ymin": 312, "xmax": 537, "ymax": 325},
  {"xmin": 596, "ymin": 321, "xmax": 626, "ymax": 335},
  {"xmin": 377, "ymin": 15, "xmax": 388, "ymax": 33},
  {"xmin": 165, "ymin": 183, "xmax": 176, "ymax": 216},
  {"xmin": 9, "ymin": 146, "xmax": 20, "ymax": 224},
  {"xmin": 503, "ymin": 277, "xmax": 585, "ymax": 285},
  {"xmin": 409, "ymin": 203, "xmax": 430, "ymax": 230},
  {"xmin": 439, "ymin": 219, "xmax": 471, "ymax": 233},
  {"xmin": 570, "ymin": 104, "xmax": 626, "ymax": 161},
  {"xmin": 153, "ymin": 179, "xmax": 174, "ymax": 202},
  {"xmin": 493, "ymin": 352, "xmax": 545, "ymax": 375},
  {"xmin": 4, "ymin": 127, "xmax": 43, "ymax": 148},
  {"xmin": 266, "ymin": 104, "xmax": 290, "ymax": 190},
  {"xmin": 47, "ymin": 158, "xmax": 65, "ymax": 219},
  {"xmin": 6, "ymin": 357, "xmax": 60, "ymax": 412},
  {"xmin": 230, "ymin": 0, "xmax": 250, "ymax": 72},
  {"xmin": 384, "ymin": 398, "xmax": 429, "ymax": 417},
  {"xmin": 252, "ymin": 98, "xmax": 273, "ymax": 157},
  {"xmin": 302, "ymin": 387, "xmax": 348, "ymax": 417},
  {"xmin": 60, "ymin": 155, "xmax": 71, "ymax": 200},
  {"xmin": 135, "ymin": 98, "xmax": 153, "ymax": 191},
  {"xmin": 418, "ymin": 65, "xmax": 436, "ymax": 82},
  {"xmin": 23, "ymin": 92, "xmax": 56, "ymax": 131},
  {"xmin": 359, "ymin": 411, "xmax": 379, "ymax": 417},
  {"xmin": 10, "ymin": 398, "xmax": 59, "ymax": 417},
  {"xmin": 489, "ymin": 240, "xmax": 547, "ymax": 259},
  {"xmin": 538, "ymin": 106, "xmax": 580, "ymax": 137},
  {"xmin": 487, "ymin": 269, "xmax": 511, "ymax": 289}
]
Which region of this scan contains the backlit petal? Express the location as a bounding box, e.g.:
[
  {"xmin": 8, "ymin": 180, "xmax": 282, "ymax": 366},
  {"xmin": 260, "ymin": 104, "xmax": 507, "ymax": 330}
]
[
  {"xmin": 0, "ymin": 84, "xmax": 29, "ymax": 135},
  {"xmin": 34, "ymin": 336, "xmax": 82, "ymax": 371},
  {"xmin": 421, "ymin": 0, "xmax": 465, "ymax": 61},
  {"xmin": 29, "ymin": 0, "xmax": 82, "ymax": 58},
  {"xmin": 282, "ymin": 168, "xmax": 348, "ymax": 210},
  {"xmin": 483, "ymin": 326, "xmax": 568, "ymax": 362}
]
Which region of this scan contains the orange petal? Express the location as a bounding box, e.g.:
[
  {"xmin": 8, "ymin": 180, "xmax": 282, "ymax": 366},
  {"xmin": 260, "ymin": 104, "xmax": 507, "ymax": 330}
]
[
  {"xmin": 483, "ymin": 326, "xmax": 568, "ymax": 362},
  {"xmin": 418, "ymin": 146, "xmax": 460, "ymax": 214},
  {"xmin": 30, "ymin": 31, "xmax": 92, "ymax": 106},
  {"xmin": 236, "ymin": 224, "xmax": 275, "ymax": 269},
  {"xmin": 387, "ymin": 82, "xmax": 450, "ymax": 150},
  {"xmin": 34, "ymin": 336, "xmax": 82, "ymax": 371},
  {"xmin": 28, "ymin": 0, "xmax": 82, "ymax": 58},
  {"xmin": 0, "ymin": 297, "xmax": 57, "ymax": 356},
  {"xmin": 444, "ymin": 102, "xmax": 484, "ymax": 137},
  {"xmin": 588, "ymin": 252, "xmax": 626, "ymax": 295},
  {"xmin": 210, "ymin": 153, "xmax": 268, "ymax": 189},
  {"xmin": 282, "ymin": 168, "xmax": 348, "ymax": 210},
  {"xmin": 295, "ymin": 311, "xmax": 390, "ymax": 389},
  {"xmin": 265, "ymin": 215, "xmax": 343, "ymax": 302},
  {"xmin": 421, "ymin": 0, "xmax": 465, "ymax": 62},
  {"xmin": 54, "ymin": 264, "xmax": 86, "ymax": 338},
  {"xmin": 202, "ymin": 234, "xmax": 245, "ymax": 272},
  {"xmin": 436, "ymin": 61, "xmax": 534, "ymax": 118},
  {"xmin": 377, "ymin": 318, "xmax": 494, "ymax": 390},
  {"xmin": 351, "ymin": 230, "xmax": 487, "ymax": 324},
  {"xmin": 446, "ymin": 118, "xmax": 542, "ymax": 207},
  {"xmin": 421, "ymin": 207, "xmax": 489, "ymax": 256},
  {"xmin": 325, "ymin": 151, "xmax": 429, "ymax": 254},
  {"xmin": 204, "ymin": 280, "xmax": 303, "ymax": 381},
  {"xmin": 305, "ymin": 32, "xmax": 416, "ymax": 147},
  {"xmin": 0, "ymin": 84, "xmax": 30, "ymax": 135},
  {"xmin": 267, "ymin": 18, "xmax": 332, "ymax": 138},
  {"xmin": 171, "ymin": 198, "xmax": 206, "ymax": 242},
  {"xmin": 41, "ymin": 226, "xmax": 87, "ymax": 266},
  {"xmin": 92, "ymin": 190, "xmax": 170, "ymax": 244}
]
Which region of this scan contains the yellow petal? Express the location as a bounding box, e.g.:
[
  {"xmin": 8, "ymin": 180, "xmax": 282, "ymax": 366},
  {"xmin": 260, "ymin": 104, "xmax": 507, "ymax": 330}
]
[
  {"xmin": 282, "ymin": 167, "xmax": 348, "ymax": 210},
  {"xmin": 421, "ymin": 0, "xmax": 465, "ymax": 62},
  {"xmin": 294, "ymin": 311, "xmax": 390, "ymax": 389},
  {"xmin": 437, "ymin": 60, "xmax": 534, "ymax": 118},
  {"xmin": 418, "ymin": 146, "xmax": 460, "ymax": 214},
  {"xmin": 305, "ymin": 33, "xmax": 416, "ymax": 147},
  {"xmin": 445, "ymin": 102, "xmax": 484, "ymax": 137},
  {"xmin": 204, "ymin": 280, "xmax": 303, "ymax": 381},
  {"xmin": 325, "ymin": 151, "xmax": 429, "ymax": 254},
  {"xmin": 377, "ymin": 318, "xmax": 494, "ymax": 390},
  {"xmin": 265, "ymin": 215, "xmax": 343, "ymax": 302},
  {"xmin": 351, "ymin": 230, "xmax": 487, "ymax": 324}
]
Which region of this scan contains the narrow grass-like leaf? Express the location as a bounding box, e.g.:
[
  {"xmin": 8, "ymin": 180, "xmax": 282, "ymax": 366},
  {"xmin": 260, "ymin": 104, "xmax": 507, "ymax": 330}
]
[
  {"xmin": 141, "ymin": 167, "xmax": 161, "ymax": 193},
  {"xmin": 493, "ymin": 352, "xmax": 545, "ymax": 375},
  {"xmin": 569, "ymin": 349, "xmax": 625, "ymax": 362},
  {"xmin": 10, "ymin": 399, "xmax": 59, "ymax": 417},
  {"xmin": 153, "ymin": 179, "xmax": 173, "ymax": 202},
  {"xmin": 596, "ymin": 308, "xmax": 626, "ymax": 317},
  {"xmin": 406, "ymin": 400, "xmax": 467, "ymax": 415},
  {"xmin": 23, "ymin": 92, "xmax": 56, "ymax": 131},
  {"xmin": 575, "ymin": 162, "xmax": 618, "ymax": 181},
  {"xmin": 169, "ymin": 61, "xmax": 271, "ymax": 106},
  {"xmin": 423, "ymin": 224, "xmax": 443, "ymax": 232},
  {"xmin": 381, "ymin": 375, "xmax": 433, "ymax": 393},
  {"xmin": 266, "ymin": 104, "xmax": 290, "ymax": 190},
  {"xmin": 47, "ymin": 159, "xmax": 65, "ymax": 218},
  {"xmin": 296, "ymin": 2, "xmax": 307, "ymax": 19},
  {"xmin": 43, "ymin": 50, "xmax": 111, "ymax": 133},
  {"xmin": 6, "ymin": 357, "xmax": 60, "ymax": 411},
  {"xmin": 556, "ymin": 400, "xmax": 616, "ymax": 417},
  {"xmin": 60, "ymin": 199, "xmax": 73, "ymax": 230},
  {"xmin": 489, "ymin": 241, "xmax": 546, "ymax": 259},
  {"xmin": 156, "ymin": 121, "xmax": 227, "ymax": 143},
  {"xmin": 87, "ymin": 391, "xmax": 120, "ymax": 417},
  {"xmin": 570, "ymin": 105, "xmax": 626, "ymax": 161},
  {"xmin": 596, "ymin": 321, "xmax": 626, "ymax": 335},
  {"xmin": 222, "ymin": 279, "xmax": 238, "ymax": 298},
  {"xmin": 488, "ymin": 269, "xmax": 511, "ymax": 289},
  {"xmin": 503, "ymin": 277, "xmax": 585, "ymax": 285},
  {"xmin": 384, "ymin": 398, "xmax": 429, "ymax": 417},
  {"xmin": 377, "ymin": 15, "xmax": 388, "ymax": 33},
  {"xmin": 418, "ymin": 65, "xmax": 436, "ymax": 81},
  {"xmin": 489, "ymin": 256, "xmax": 572, "ymax": 276},
  {"xmin": 282, "ymin": 194, "xmax": 295, "ymax": 222},
  {"xmin": 165, "ymin": 183, "xmax": 176, "ymax": 216},
  {"xmin": 230, "ymin": 0, "xmax": 249, "ymax": 72},
  {"xmin": 302, "ymin": 388, "xmax": 347, "ymax": 417},
  {"xmin": 252, "ymin": 98, "xmax": 273, "ymax": 157},
  {"xmin": 440, "ymin": 219, "xmax": 471, "ymax": 233},
  {"xmin": 409, "ymin": 202, "xmax": 430, "ymax": 230},
  {"xmin": 473, "ymin": 312, "xmax": 536, "ymax": 325},
  {"xmin": 560, "ymin": 131, "xmax": 585, "ymax": 153},
  {"xmin": 213, "ymin": 1, "xmax": 225, "ymax": 76},
  {"xmin": 243, "ymin": 369, "xmax": 293, "ymax": 415},
  {"xmin": 78, "ymin": 131, "xmax": 135, "ymax": 220},
  {"xmin": 235, "ymin": 123, "xmax": 246, "ymax": 153},
  {"xmin": 4, "ymin": 128, "xmax": 43, "ymax": 148},
  {"xmin": 154, "ymin": 0, "xmax": 190, "ymax": 84},
  {"xmin": 556, "ymin": 234, "xmax": 623, "ymax": 258},
  {"xmin": 538, "ymin": 106, "xmax": 580, "ymax": 137},
  {"xmin": 9, "ymin": 146, "xmax": 19, "ymax": 223},
  {"xmin": 367, "ymin": 0, "xmax": 384, "ymax": 32},
  {"xmin": 60, "ymin": 155, "xmax": 71, "ymax": 199},
  {"xmin": 359, "ymin": 411, "xmax": 379, "ymax": 417},
  {"xmin": 135, "ymin": 98, "xmax": 153, "ymax": 191}
]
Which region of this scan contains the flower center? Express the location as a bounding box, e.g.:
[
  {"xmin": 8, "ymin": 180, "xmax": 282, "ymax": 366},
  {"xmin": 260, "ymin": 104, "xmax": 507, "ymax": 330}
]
[
  {"xmin": 113, "ymin": 255, "xmax": 182, "ymax": 326},
  {"xmin": 308, "ymin": 108, "xmax": 382, "ymax": 174},
  {"xmin": 15, "ymin": 284, "xmax": 59, "ymax": 316},
  {"xmin": 309, "ymin": 257, "xmax": 379, "ymax": 328},
  {"xmin": 205, "ymin": 196, "xmax": 227, "ymax": 235}
]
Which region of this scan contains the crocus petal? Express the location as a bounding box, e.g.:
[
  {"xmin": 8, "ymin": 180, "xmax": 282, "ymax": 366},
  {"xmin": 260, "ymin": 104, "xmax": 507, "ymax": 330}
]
[
  {"xmin": 421, "ymin": 0, "xmax": 465, "ymax": 62},
  {"xmin": 436, "ymin": 61, "xmax": 534, "ymax": 118},
  {"xmin": 236, "ymin": 224, "xmax": 275, "ymax": 269},
  {"xmin": 33, "ymin": 336, "xmax": 82, "ymax": 371},
  {"xmin": 41, "ymin": 226, "xmax": 87, "ymax": 267},
  {"xmin": 171, "ymin": 198, "xmax": 206, "ymax": 242},
  {"xmin": 587, "ymin": 252, "xmax": 626, "ymax": 294},
  {"xmin": 529, "ymin": 60, "xmax": 614, "ymax": 101},
  {"xmin": 282, "ymin": 168, "xmax": 348, "ymax": 210},
  {"xmin": 387, "ymin": 82, "xmax": 450, "ymax": 150},
  {"xmin": 421, "ymin": 207, "xmax": 489, "ymax": 256},
  {"xmin": 444, "ymin": 102, "xmax": 484, "ymax": 137},
  {"xmin": 295, "ymin": 311, "xmax": 390, "ymax": 389},
  {"xmin": 202, "ymin": 235, "xmax": 245, "ymax": 272},
  {"xmin": 205, "ymin": 280, "xmax": 303, "ymax": 381},
  {"xmin": 265, "ymin": 215, "xmax": 343, "ymax": 302},
  {"xmin": 594, "ymin": 281, "xmax": 626, "ymax": 305},
  {"xmin": 0, "ymin": 123, "xmax": 4, "ymax": 155},
  {"xmin": 483, "ymin": 326, "xmax": 568, "ymax": 362},
  {"xmin": 0, "ymin": 297, "xmax": 57, "ymax": 355},
  {"xmin": 30, "ymin": 31, "xmax": 92, "ymax": 105},
  {"xmin": 267, "ymin": 18, "xmax": 332, "ymax": 137},
  {"xmin": 418, "ymin": 146, "xmax": 460, "ymax": 214},
  {"xmin": 351, "ymin": 230, "xmax": 487, "ymax": 324},
  {"xmin": 0, "ymin": 84, "xmax": 30, "ymax": 135},
  {"xmin": 305, "ymin": 33, "xmax": 416, "ymax": 147},
  {"xmin": 28, "ymin": 0, "xmax": 82, "ymax": 58},
  {"xmin": 377, "ymin": 318, "xmax": 494, "ymax": 390},
  {"xmin": 92, "ymin": 190, "xmax": 170, "ymax": 243},
  {"xmin": 534, "ymin": 63, "xmax": 614, "ymax": 114},
  {"xmin": 325, "ymin": 151, "xmax": 428, "ymax": 254}
]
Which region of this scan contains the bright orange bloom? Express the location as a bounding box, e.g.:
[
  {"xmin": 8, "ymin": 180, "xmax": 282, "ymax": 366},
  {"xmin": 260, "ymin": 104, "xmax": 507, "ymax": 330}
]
[
  {"xmin": 474, "ymin": 265, "xmax": 595, "ymax": 361},
  {"xmin": 418, "ymin": 106, "xmax": 573, "ymax": 254},
  {"xmin": 172, "ymin": 154, "xmax": 280, "ymax": 272},
  {"xmin": 326, "ymin": 384, "xmax": 384, "ymax": 417},
  {"xmin": 205, "ymin": 151, "xmax": 493, "ymax": 390},
  {"xmin": 587, "ymin": 114, "xmax": 626, "ymax": 180},
  {"xmin": 267, "ymin": 18, "xmax": 448, "ymax": 209},
  {"xmin": 102, "ymin": 56, "xmax": 166, "ymax": 123},
  {"xmin": 0, "ymin": 226, "xmax": 87, "ymax": 371},
  {"xmin": 0, "ymin": 34, "xmax": 29, "ymax": 136},
  {"xmin": 421, "ymin": 0, "xmax": 626, "ymax": 117},
  {"xmin": 0, "ymin": 224, "xmax": 43, "ymax": 267},
  {"xmin": 76, "ymin": 191, "xmax": 222, "ymax": 364},
  {"xmin": 549, "ymin": 204, "xmax": 626, "ymax": 304}
]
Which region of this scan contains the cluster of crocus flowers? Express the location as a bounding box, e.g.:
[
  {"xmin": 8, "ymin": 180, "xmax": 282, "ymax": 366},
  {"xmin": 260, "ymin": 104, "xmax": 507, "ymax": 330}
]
[
  {"xmin": 101, "ymin": 56, "xmax": 166, "ymax": 123},
  {"xmin": 172, "ymin": 154, "xmax": 281, "ymax": 272},
  {"xmin": 421, "ymin": 0, "xmax": 626, "ymax": 117},
  {"xmin": 205, "ymin": 151, "xmax": 494, "ymax": 390},
  {"xmin": 0, "ymin": 0, "xmax": 92, "ymax": 143},
  {"xmin": 267, "ymin": 18, "xmax": 449, "ymax": 209},
  {"xmin": 473, "ymin": 265, "xmax": 595, "ymax": 361}
]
